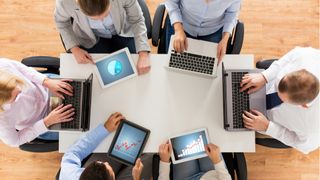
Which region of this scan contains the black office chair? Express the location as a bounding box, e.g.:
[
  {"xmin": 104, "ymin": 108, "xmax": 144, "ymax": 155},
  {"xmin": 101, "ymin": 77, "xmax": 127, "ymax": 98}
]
[
  {"xmin": 18, "ymin": 56, "xmax": 60, "ymax": 153},
  {"xmin": 151, "ymin": 4, "xmax": 244, "ymax": 54},
  {"xmin": 255, "ymin": 59, "xmax": 292, "ymax": 149},
  {"xmin": 60, "ymin": 0, "xmax": 152, "ymax": 52},
  {"xmin": 151, "ymin": 152, "xmax": 247, "ymax": 180}
]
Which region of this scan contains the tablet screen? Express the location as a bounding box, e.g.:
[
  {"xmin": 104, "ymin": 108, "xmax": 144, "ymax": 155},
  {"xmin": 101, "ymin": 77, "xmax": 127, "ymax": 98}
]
[
  {"xmin": 109, "ymin": 121, "xmax": 149, "ymax": 165},
  {"xmin": 95, "ymin": 49, "xmax": 135, "ymax": 87},
  {"xmin": 171, "ymin": 129, "xmax": 208, "ymax": 162}
]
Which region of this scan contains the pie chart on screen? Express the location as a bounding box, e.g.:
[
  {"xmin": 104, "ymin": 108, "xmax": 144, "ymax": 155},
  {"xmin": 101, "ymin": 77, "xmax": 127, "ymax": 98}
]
[{"xmin": 107, "ymin": 60, "xmax": 122, "ymax": 76}]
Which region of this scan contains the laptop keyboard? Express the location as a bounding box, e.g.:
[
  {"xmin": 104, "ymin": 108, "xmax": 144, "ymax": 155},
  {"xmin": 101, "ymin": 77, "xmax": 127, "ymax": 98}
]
[
  {"xmin": 61, "ymin": 81, "xmax": 82, "ymax": 129},
  {"xmin": 169, "ymin": 51, "xmax": 215, "ymax": 75},
  {"xmin": 231, "ymin": 72, "xmax": 249, "ymax": 129}
]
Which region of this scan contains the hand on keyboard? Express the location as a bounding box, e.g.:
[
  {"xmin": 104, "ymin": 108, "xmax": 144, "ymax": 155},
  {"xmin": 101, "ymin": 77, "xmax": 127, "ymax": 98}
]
[
  {"xmin": 43, "ymin": 78, "xmax": 73, "ymax": 99},
  {"xmin": 242, "ymin": 110, "xmax": 269, "ymax": 131},
  {"xmin": 44, "ymin": 104, "xmax": 75, "ymax": 127},
  {"xmin": 240, "ymin": 73, "xmax": 267, "ymax": 94}
]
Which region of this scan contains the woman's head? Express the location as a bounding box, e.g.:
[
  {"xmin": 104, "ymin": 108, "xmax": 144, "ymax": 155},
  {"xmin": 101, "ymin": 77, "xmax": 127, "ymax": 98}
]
[
  {"xmin": 77, "ymin": 0, "xmax": 110, "ymax": 20},
  {"xmin": 0, "ymin": 70, "xmax": 24, "ymax": 112}
]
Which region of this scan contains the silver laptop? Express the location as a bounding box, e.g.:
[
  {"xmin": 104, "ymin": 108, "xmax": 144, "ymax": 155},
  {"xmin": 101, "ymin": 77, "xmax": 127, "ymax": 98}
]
[
  {"xmin": 167, "ymin": 36, "xmax": 218, "ymax": 77},
  {"xmin": 49, "ymin": 74, "xmax": 93, "ymax": 132},
  {"xmin": 222, "ymin": 63, "xmax": 266, "ymax": 131}
]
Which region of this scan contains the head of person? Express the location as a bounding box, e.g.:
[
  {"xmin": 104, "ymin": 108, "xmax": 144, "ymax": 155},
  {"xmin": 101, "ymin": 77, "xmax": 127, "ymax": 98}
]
[
  {"xmin": 0, "ymin": 70, "xmax": 24, "ymax": 112},
  {"xmin": 80, "ymin": 161, "xmax": 115, "ymax": 180},
  {"xmin": 277, "ymin": 69, "xmax": 319, "ymax": 106},
  {"xmin": 77, "ymin": 0, "xmax": 111, "ymax": 20}
]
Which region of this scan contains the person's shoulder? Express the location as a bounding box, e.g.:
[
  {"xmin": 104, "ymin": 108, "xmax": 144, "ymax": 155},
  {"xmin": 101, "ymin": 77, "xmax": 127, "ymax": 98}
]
[
  {"xmin": 291, "ymin": 46, "xmax": 320, "ymax": 55},
  {"xmin": 0, "ymin": 58, "xmax": 18, "ymax": 67},
  {"xmin": 56, "ymin": 0, "xmax": 77, "ymax": 9}
]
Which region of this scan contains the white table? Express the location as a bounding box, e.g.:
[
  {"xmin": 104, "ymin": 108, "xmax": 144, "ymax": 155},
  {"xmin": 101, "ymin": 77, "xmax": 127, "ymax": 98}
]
[{"xmin": 59, "ymin": 54, "xmax": 256, "ymax": 153}]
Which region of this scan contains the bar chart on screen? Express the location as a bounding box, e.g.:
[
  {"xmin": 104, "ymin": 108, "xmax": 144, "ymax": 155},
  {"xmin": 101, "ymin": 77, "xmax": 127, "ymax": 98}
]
[{"xmin": 177, "ymin": 135, "xmax": 205, "ymax": 158}]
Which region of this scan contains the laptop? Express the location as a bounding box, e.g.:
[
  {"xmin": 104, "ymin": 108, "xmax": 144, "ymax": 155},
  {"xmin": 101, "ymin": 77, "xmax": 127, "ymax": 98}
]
[
  {"xmin": 49, "ymin": 73, "xmax": 93, "ymax": 132},
  {"xmin": 167, "ymin": 36, "xmax": 218, "ymax": 77},
  {"xmin": 222, "ymin": 63, "xmax": 266, "ymax": 131}
]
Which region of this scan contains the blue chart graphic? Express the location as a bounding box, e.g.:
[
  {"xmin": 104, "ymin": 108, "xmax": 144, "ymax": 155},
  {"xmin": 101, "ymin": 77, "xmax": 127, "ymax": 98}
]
[
  {"xmin": 111, "ymin": 124, "xmax": 146, "ymax": 163},
  {"xmin": 107, "ymin": 60, "xmax": 122, "ymax": 76},
  {"xmin": 171, "ymin": 130, "xmax": 208, "ymax": 160}
]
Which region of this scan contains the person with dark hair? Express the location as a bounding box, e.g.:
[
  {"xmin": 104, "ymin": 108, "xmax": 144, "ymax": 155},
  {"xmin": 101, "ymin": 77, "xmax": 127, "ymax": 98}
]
[
  {"xmin": 239, "ymin": 47, "xmax": 320, "ymax": 154},
  {"xmin": 59, "ymin": 112, "xmax": 152, "ymax": 180},
  {"xmin": 54, "ymin": 0, "xmax": 151, "ymax": 75}
]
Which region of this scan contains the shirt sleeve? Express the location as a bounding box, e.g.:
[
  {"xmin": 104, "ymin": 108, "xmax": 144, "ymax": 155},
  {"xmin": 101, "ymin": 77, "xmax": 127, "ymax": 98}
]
[
  {"xmin": 59, "ymin": 124, "xmax": 110, "ymax": 180},
  {"xmin": 165, "ymin": 0, "xmax": 183, "ymax": 25},
  {"xmin": 0, "ymin": 118, "xmax": 48, "ymax": 147},
  {"xmin": 261, "ymin": 47, "xmax": 301, "ymax": 83},
  {"xmin": 202, "ymin": 160, "xmax": 232, "ymax": 180},
  {"xmin": 158, "ymin": 161, "xmax": 171, "ymax": 180},
  {"xmin": 223, "ymin": 1, "xmax": 241, "ymax": 34},
  {"xmin": 265, "ymin": 121, "xmax": 312, "ymax": 154},
  {"xmin": 8, "ymin": 59, "xmax": 47, "ymax": 85}
]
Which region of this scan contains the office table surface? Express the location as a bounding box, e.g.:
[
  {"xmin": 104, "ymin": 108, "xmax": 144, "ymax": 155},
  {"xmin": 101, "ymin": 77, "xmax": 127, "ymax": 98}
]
[{"xmin": 59, "ymin": 53, "xmax": 256, "ymax": 153}]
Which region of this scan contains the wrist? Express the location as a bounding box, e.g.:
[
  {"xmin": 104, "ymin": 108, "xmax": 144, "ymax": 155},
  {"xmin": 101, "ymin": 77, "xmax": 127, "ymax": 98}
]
[
  {"xmin": 261, "ymin": 73, "xmax": 268, "ymax": 83},
  {"xmin": 138, "ymin": 51, "xmax": 149, "ymax": 57},
  {"xmin": 44, "ymin": 117, "xmax": 51, "ymax": 128},
  {"xmin": 42, "ymin": 78, "xmax": 50, "ymax": 87},
  {"xmin": 263, "ymin": 120, "xmax": 270, "ymax": 131},
  {"xmin": 212, "ymin": 156, "xmax": 222, "ymax": 165},
  {"xmin": 70, "ymin": 46, "xmax": 80, "ymax": 53},
  {"xmin": 173, "ymin": 23, "xmax": 184, "ymax": 33}
]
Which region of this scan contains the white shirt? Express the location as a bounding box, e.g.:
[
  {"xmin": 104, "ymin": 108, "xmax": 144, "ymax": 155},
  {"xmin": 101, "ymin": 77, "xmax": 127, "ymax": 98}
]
[
  {"xmin": 158, "ymin": 161, "xmax": 231, "ymax": 180},
  {"xmin": 0, "ymin": 58, "xmax": 48, "ymax": 147},
  {"xmin": 261, "ymin": 47, "xmax": 320, "ymax": 154},
  {"xmin": 88, "ymin": 14, "xmax": 117, "ymax": 39}
]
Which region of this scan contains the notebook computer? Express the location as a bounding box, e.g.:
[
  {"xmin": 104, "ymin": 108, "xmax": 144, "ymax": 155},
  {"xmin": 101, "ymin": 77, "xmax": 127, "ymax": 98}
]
[
  {"xmin": 222, "ymin": 63, "xmax": 266, "ymax": 131},
  {"xmin": 167, "ymin": 36, "xmax": 218, "ymax": 77},
  {"xmin": 49, "ymin": 73, "xmax": 93, "ymax": 132}
]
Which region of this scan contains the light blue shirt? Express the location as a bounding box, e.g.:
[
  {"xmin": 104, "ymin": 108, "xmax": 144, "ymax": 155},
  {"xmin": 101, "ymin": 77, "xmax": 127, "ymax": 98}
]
[
  {"xmin": 165, "ymin": 0, "xmax": 241, "ymax": 37},
  {"xmin": 59, "ymin": 124, "xmax": 110, "ymax": 180},
  {"xmin": 88, "ymin": 14, "xmax": 117, "ymax": 39}
]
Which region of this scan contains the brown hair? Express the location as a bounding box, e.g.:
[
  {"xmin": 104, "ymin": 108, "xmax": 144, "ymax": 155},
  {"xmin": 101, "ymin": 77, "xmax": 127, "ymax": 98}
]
[
  {"xmin": 0, "ymin": 70, "xmax": 25, "ymax": 112},
  {"xmin": 278, "ymin": 69, "xmax": 319, "ymax": 105},
  {"xmin": 77, "ymin": 0, "xmax": 110, "ymax": 16},
  {"xmin": 80, "ymin": 161, "xmax": 114, "ymax": 180}
]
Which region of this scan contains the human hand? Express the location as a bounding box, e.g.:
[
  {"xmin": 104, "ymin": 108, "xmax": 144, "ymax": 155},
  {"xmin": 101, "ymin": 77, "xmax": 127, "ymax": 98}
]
[
  {"xmin": 240, "ymin": 73, "xmax": 267, "ymax": 94},
  {"xmin": 70, "ymin": 46, "xmax": 94, "ymax": 64},
  {"xmin": 205, "ymin": 144, "xmax": 222, "ymax": 165},
  {"xmin": 104, "ymin": 112, "xmax": 125, "ymax": 132},
  {"xmin": 159, "ymin": 141, "xmax": 172, "ymax": 163},
  {"xmin": 242, "ymin": 109, "xmax": 269, "ymax": 131},
  {"xmin": 44, "ymin": 104, "xmax": 75, "ymax": 127},
  {"xmin": 132, "ymin": 158, "xmax": 144, "ymax": 180},
  {"xmin": 173, "ymin": 23, "xmax": 188, "ymax": 53},
  {"xmin": 217, "ymin": 33, "xmax": 229, "ymax": 64},
  {"xmin": 43, "ymin": 78, "xmax": 73, "ymax": 99},
  {"xmin": 137, "ymin": 51, "xmax": 151, "ymax": 75}
]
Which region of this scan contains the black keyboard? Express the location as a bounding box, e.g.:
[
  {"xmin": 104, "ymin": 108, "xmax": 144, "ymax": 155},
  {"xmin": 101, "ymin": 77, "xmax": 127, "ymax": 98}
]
[
  {"xmin": 231, "ymin": 72, "xmax": 249, "ymax": 129},
  {"xmin": 169, "ymin": 51, "xmax": 215, "ymax": 75},
  {"xmin": 61, "ymin": 81, "xmax": 82, "ymax": 129}
]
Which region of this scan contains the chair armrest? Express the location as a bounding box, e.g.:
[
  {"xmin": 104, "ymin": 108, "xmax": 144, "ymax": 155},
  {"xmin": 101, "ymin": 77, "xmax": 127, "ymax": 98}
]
[
  {"xmin": 234, "ymin": 153, "xmax": 247, "ymax": 180},
  {"xmin": 230, "ymin": 21, "xmax": 244, "ymax": 54},
  {"xmin": 256, "ymin": 138, "xmax": 291, "ymax": 148},
  {"xmin": 152, "ymin": 4, "xmax": 166, "ymax": 46},
  {"xmin": 19, "ymin": 138, "xmax": 58, "ymax": 152},
  {"xmin": 255, "ymin": 59, "xmax": 277, "ymax": 70},
  {"xmin": 21, "ymin": 56, "xmax": 60, "ymax": 74}
]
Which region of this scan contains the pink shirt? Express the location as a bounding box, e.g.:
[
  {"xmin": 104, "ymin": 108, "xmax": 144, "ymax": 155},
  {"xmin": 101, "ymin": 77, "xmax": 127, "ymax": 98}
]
[{"xmin": 0, "ymin": 58, "xmax": 49, "ymax": 147}]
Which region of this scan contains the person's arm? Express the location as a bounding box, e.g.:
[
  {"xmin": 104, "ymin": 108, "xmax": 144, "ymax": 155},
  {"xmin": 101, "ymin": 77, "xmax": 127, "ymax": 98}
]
[
  {"xmin": 222, "ymin": 1, "xmax": 241, "ymax": 35},
  {"xmin": 204, "ymin": 161, "xmax": 231, "ymax": 180},
  {"xmin": 266, "ymin": 121, "xmax": 311, "ymax": 154},
  {"xmin": 54, "ymin": 0, "xmax": 80, "ymax": 51},
  {"xmin": 158, "ymin": 142, "xmax": 172, "ymax": 180},
  {"xmin": 158, "ymin": 161, "xmax": 171, "ymax": 180},
  {"xmin": 261, "ymin": 47, "xmax": 301, "ymax": 83},
  {"xmin": 164, "ymin": 0, "xmax": 182, "ymax": 26},
  {"xmin": 59, "ymin": 124, "xmax": 110, "ymax": 180},
  {"xmin": 124, "ymin": 0, "xmax": 151, "ymax": 53},
  {"xmin": 7, "ymin": 59, "xmax": 46, "ymax": 85},
  {"xmin": 0, "ymin": 118, "xmax": 48, "ymax": 147}
]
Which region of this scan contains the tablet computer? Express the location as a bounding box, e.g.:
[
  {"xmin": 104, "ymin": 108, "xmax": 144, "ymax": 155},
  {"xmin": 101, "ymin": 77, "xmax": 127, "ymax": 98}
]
[
  {"xmin": 94, "ymin": 48, "xmax": 137, "ymax": 89},
  {"xmin": 169, "ymin": 128, "xmax": 209, "ymax": 164},
  {"xmin": 108, "ymin": 120, "xmax": 150, "ymax": 166}
]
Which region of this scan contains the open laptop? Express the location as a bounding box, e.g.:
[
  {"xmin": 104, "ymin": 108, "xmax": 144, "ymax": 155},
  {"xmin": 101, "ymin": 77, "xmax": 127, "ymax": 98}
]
[
  {"xmin": 49, "ymin": 73, "xmax": 93, "ymax": 132},
  {"xmin": 222, "ymin": 63, "xmax": 266, "ymax": 131},
  {"xmin": 167, "ymin": 36, "xmax": 218, "ymax": 77}
]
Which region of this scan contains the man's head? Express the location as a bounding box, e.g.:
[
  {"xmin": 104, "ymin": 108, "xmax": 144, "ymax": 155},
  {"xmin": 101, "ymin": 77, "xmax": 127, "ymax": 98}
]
[
  {"xmin": 0, "ymin": 70, "xmax": 24, "ymax": 112},
  {"xmin": 278, "ymin": 69, "xmax": 319, "ymax": 106},
  {"xmin": 77, "ymin": 0, "xmax": 110, "ymax": 20},
  {"xmin": 80, "ymin": 161, "xmax": 115, "ymax": 180}
]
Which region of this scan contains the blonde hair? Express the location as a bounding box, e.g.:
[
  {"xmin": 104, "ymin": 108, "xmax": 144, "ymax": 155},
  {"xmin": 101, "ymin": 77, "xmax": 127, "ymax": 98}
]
[{"xmin": 0, "ymin": 70, "xmax": 25, "ymax": 112}]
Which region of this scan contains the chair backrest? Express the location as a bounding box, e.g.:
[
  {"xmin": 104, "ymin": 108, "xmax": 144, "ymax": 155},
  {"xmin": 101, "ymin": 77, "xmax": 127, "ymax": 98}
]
[
  {"xmin": 21, "ymin": 56, "xmax": 60, "ymax": 74},
  {"xmin": 137, "ymin": 0, "xmax": 152, "ymax": 39},
  {"xmin": 222, "ymin": 152, "xmax": 247, "ymax": 180}
]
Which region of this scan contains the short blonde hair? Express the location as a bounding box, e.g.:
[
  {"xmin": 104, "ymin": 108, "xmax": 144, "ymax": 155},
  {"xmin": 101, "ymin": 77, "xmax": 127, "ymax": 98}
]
[
  {"xmin": 0, "ymin": 70, "xmax": 25, "ymax": 112},
  {"xmin": 278, "ymin": 69, "xmax": 320, "ymax": 105}
]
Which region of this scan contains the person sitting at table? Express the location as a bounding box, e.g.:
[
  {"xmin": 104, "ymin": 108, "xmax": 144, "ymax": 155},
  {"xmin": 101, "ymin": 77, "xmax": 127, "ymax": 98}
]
[
  {"xmin": 164, "ymin": 0, "xmax": 241, "ymax": 63},
  {"xmin": 158, "ymin": 142, "xmax": 231, "ymax": 180},
  {"xmin": 0, "ymin": 58, "xmax": 75, "ymax": 147},
  {"xmin": 59, "ymin": 112, "xmax": 153, "ymax": 180},
  {"xmin": 54, "ymin": 0, "xmax": 151, "ymax": 75},
  {"xmin": 240, "ymin": 47, "xmax": 320, "ymax": 154}
]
